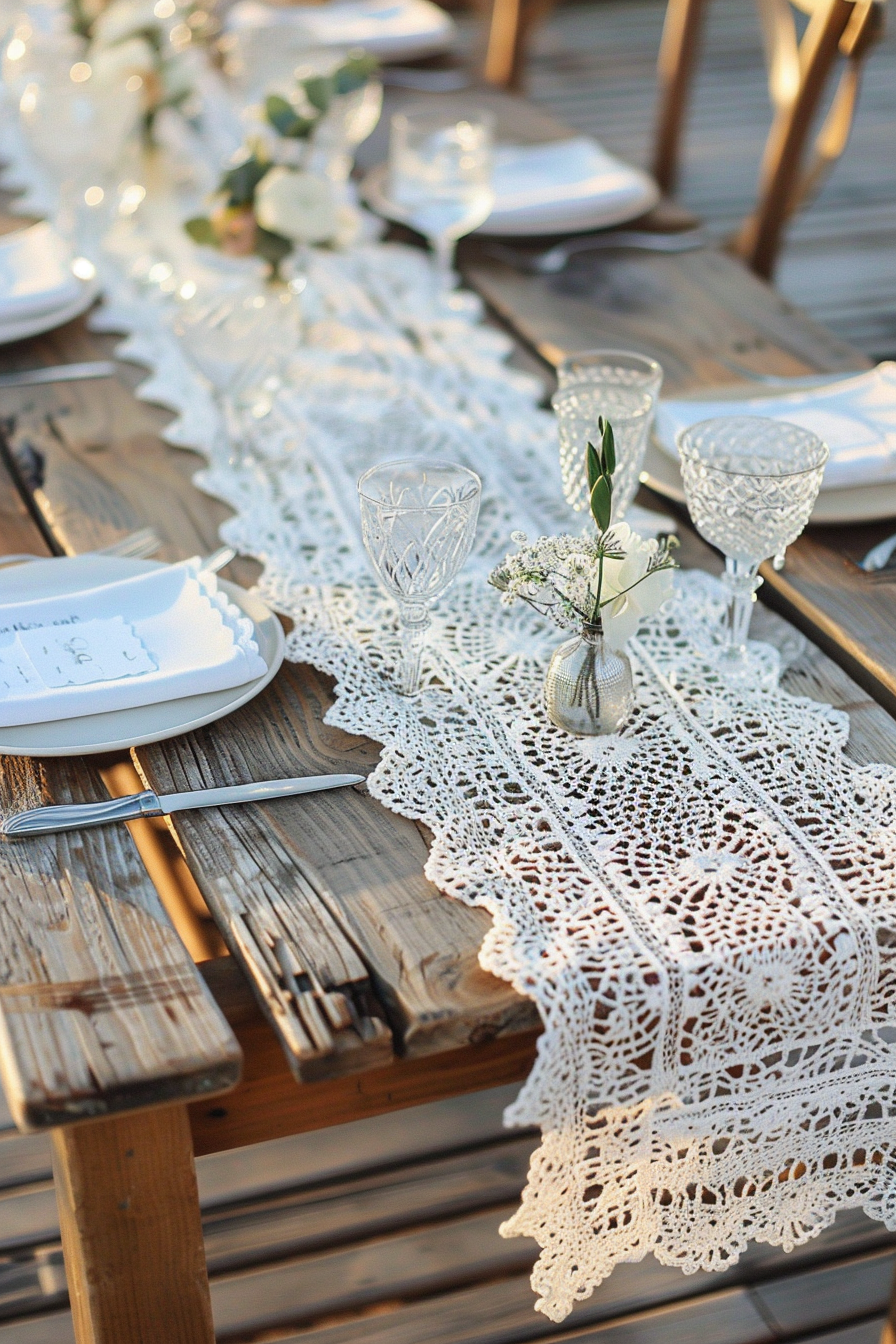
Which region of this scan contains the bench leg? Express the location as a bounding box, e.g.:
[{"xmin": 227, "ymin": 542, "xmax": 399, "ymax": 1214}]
[{"xmin": 52, "ymin": 1103, "xmax": 215, "ymax": 1344}]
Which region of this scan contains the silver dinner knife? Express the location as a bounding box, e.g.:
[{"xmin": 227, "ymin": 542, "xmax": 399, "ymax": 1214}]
[
  {"xmin": 0, "ymin": 774, "xmax": 365, "ymax": 837},
  {"xmin": 0, "ymin": 361, "xmax": 116, "ymax": 390}
]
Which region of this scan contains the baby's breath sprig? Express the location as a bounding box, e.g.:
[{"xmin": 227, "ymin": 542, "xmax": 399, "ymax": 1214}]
[{"xmin": 489, "ymin": 416, "xmax": 679, "ymax": 647}]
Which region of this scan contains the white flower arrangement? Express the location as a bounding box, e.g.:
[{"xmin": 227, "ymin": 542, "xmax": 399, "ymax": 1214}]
[{"xmin": 489, "ymin": 418, "xmax": 678, "ymax": 650}]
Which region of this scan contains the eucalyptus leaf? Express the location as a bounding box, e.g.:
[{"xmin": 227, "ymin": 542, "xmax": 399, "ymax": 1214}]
[
  {"xmin": 184, "ymin": 216, "xmax": 217, "ymax": 246},
  {"xmin": 333, "ymin": 52, "xmax": 378, "ymax": 95},
  {"xmin": 303, "ymin": 74, "xmax": 333, "ymax": 113},
  {"xmin": 265, "ymin": 94, "xmax": 316, "ymax": 139},
  {"xmin": 255, "ymin": 226, "xmax": 293, "ymax": 272},
  {"xmin": 222, "ymin": 155, "xmax": 269, "ymax": 207}
]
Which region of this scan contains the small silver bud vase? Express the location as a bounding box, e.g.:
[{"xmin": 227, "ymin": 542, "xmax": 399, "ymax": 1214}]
[{"xmin": 543, "ymin": 620, "xmax": 634, "ymax": 736}]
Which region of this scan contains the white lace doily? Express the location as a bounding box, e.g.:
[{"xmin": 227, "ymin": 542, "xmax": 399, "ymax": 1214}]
[{"xmin": 6, "ymin": 95, "xmax": 896, "ymax": 1324}]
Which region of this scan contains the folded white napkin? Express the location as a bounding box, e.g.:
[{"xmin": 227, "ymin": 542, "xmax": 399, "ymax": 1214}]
[
  {"xmin": 0, "ymin": 222, "xmax": 82, "ymax": 325},
  {"xmin": 0, "ymin": 560, "xmax": 268, "ymax": 728},
  {"xmin": 226, "ymin": 0, "xmax": 454, "ymax": 59},
  {"xmin": 654, "ymin": 363, "xmax": 896, "ymax": 491},
  {"xmin": 482, "ymin": 137, "xmax": 658, "ymax": 236}
]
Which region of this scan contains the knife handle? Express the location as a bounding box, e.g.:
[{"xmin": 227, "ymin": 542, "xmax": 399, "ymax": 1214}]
[{"xmin": 3, "ymin": 791, "xmax": 163, "ymax": 837}]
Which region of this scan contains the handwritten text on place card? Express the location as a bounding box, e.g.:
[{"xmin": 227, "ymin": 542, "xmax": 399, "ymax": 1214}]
[{"xmin": 16, "ymin": 617, "xmax": 157, "ymax": 688}]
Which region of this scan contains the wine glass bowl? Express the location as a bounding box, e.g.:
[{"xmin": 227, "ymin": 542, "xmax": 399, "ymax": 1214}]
[
  {"xmin": 677, "ymin": 415, "xmax": 828, "ymax": 666},
  {"xmin": 552, "ymin": 383, "xmax": 653, "ymax": 520},
  {"xmin": 358, "ymin": 459, "xmax": 481, "ymax": 694},
  {"xmin": 388, "ymin": 106, "xmax": 494, "ymax": 296},
  {"xmin": 556, "ymin": 349, "xmax": 663, "ymax": 402}
]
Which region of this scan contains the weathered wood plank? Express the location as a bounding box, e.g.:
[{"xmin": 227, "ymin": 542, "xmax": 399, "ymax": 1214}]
[
  {"xmin": 52, "ymin": 1104, "xmax": 215, "ymax": 1344},
  {"xmin": 0, "ymin": 331, "xmax": 539, "ymax": 1069},
  {"xmin": 190, "ymin": 955, "xmax": 539, "ymax": 1154},
  {"xmin": 0, "ymin": 456, "xmax": 241, "ymax": 1131}
]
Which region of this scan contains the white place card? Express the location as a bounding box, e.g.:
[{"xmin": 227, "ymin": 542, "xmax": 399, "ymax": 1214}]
[{"xmin": 15, "ymin": 617, "xmax": 157, "ymax": 689}]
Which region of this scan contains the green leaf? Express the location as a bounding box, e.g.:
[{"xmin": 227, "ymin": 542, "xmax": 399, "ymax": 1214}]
[
  {"xmin": 585, "ymin": 440, "xmax": 601, "ymax": 492},
  {"xmin": 590, "ymin": 474, "xmax": 612, "ymax": 532},
  {"xmin": 600, "ymin": 416, "xmax": 616, "ymax": 477},
  {"xmin": 255, "ymin": 226, "xmax": 293, "ymax": 273},
  {"xmin": 333, "ymin": 52, "xmax": 378, "ymax": 95},
  {"xmin": 222, "ymin": 155, "xmax": 269, "ymax": 207},
  {"xmin": 184, "ymin": 216, "xmax": 217, "ymax": 246},
  {"xmin": 265, "ymin": 94, "xmax": 316, "ymax": 139},
  {"xmin": 302, "ymin": 74, "xmax": 333, "ymax": 113}
]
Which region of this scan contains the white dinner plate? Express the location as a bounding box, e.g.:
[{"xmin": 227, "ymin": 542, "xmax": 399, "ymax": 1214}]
[
  {"xmin": 644, "ymin": 375, "xmax": 896, "ymax": 524},
  {"xmin": 0, "ymin": 556, "xmax": 285, "ymax": 756},
  {"xmin": 641, "ymin": 439, "xmax": 896, "ymax": 525},
  {"xmin": 0, "ymin": 278, "xmax": 99, "ymax": 347},
  {"xmin": 361, "ymin": 140, "xmax": 659, "ymax": 239},
  {"xmin": 225, "ymin": 0, "xmax": 455, "ymax": 62}
]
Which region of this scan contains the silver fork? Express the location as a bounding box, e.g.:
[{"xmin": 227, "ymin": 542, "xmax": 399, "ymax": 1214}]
[
  {"xmin": 484, "ymin": 228, "xmax": 707, "ymax": 275},
  {"xmin": 0, "ymin": 526, "xmax": 162, "ymax": 569}
]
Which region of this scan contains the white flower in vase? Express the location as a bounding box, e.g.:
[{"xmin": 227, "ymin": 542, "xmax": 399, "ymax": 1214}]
[{"xmin": 254, "ymin": 166, "xmax": 339, "ymax": 246}]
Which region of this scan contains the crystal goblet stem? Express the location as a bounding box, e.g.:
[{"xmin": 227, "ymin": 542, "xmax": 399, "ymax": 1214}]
[
  {"xmin": 397, "ymin": 601, "xmax": 430, "ymax": 696},
  {"xmin": 723, "ymin": 558, "xmax": 762, "ymax": 660}
]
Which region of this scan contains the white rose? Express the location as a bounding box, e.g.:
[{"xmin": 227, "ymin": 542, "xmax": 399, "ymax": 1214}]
[
  {"xmin": 598, "ymin": 530, "xmax": 674, "ymax": 649},
  {"xmin": 254, "ymin": 167, "xmax": 338, "ymax": 245},
  {"xmin": 92, "ymin": 0, "xmax": 161, "ymax": 47},
  {"xmin": 90, "ymin": 35, "xmax": 155, "ymax": 86}
]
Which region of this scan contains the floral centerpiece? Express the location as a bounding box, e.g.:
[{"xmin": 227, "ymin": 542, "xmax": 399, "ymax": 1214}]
[
  {"xmin": 184, "ymin": 52, "xmax": 377, "ymax": 273},
  {"xmin": 490, "ymin": 418, "xmax": 677, "ymax": 735},
  {"xmin": 71, "ymin": 0, "xmax": 211, "ymax": 147}
]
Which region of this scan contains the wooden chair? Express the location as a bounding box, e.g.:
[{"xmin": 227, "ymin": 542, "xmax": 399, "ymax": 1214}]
[
  {"xmin": 479, "ymin": 0, "xmax": 560, "ymax": 90},
  {"xmin": 653, "ymin": 0, "xmax": 884, "ymax": 278}
]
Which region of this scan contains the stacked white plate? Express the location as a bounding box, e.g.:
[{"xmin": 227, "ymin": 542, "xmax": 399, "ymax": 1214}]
[
  {"xmin": 645, "ymin": 363, "xmax": 896, "ymax": 524},
  {"xmin": 225, "ymin": 0, "xmax": 456, "ymax": 63},
  {"xmin": 363, "ymin": 136, "xmax": 659, "ymax": 238},
  {"xmin": 0, "ymin": 222, "xmax": 97, "ymax": 345}
]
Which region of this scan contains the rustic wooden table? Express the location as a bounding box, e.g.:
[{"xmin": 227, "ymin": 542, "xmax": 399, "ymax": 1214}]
[{"xmin": 3, "ymin": 95, "xmax": 896, "ymax": 1344}]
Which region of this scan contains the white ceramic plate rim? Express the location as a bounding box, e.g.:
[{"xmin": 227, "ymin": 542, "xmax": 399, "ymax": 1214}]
[
  {"xmin": 361, "ymin": 160, "xmax": 659, "ymax": 239},
  {"xmin": 642, "ymin": 440, "xmax": 896, "ymax": 525},
  {"xmin": 0, "ymin": 556, "xmax": 286, "ymax": 756},
  {"xmin": 0, "ymin": 279, "xmax": 99, "ymax": 346}
]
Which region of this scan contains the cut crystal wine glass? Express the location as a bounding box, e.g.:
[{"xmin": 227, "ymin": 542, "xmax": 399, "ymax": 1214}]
[
  {"xmin": 358, "ymin": 459, "xmax": 481, "ymax": 695},
  {"xmin": 556, "ymin": 349, "xmax": 663, "ymax": 403},
  {"xmin": 388, "ymin": 106, "xmax": 494, "ymax": 299},
  {"xmin": 677, "ymin": 415, "xmax": 828, "ymax": 671},
  {"xmin": 552, "ymin": 383, "xmax": 653, "ymax": 521}
]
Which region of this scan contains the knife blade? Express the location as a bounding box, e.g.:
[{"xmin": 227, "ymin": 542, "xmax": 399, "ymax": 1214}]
[
  {"xmin": 0, "ymin": 361, "xmax": 116, "ymax": 390},
  {"xmin": 0, "ymin": 774, "xmax": 365, "ymax": 837}
]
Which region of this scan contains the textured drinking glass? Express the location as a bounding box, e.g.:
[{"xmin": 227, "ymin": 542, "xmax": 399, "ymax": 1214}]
[
  {"xmin": 552, "ymin": 384, "xmax": 653, "ymax": 520},
  {"xmin": 678, "ymin": 415, "xmax": 828, "ymax": 668},
  {"xmin": 388, "ymin": 106, "xmax": 494, "ymax": 295},
  {"xmin": 556, "ymin": 349, "xmax": 663, "ymax": 403},
  {"xmin": 358, "ymin": 459, "xmax": 481, "ymax": 695}
]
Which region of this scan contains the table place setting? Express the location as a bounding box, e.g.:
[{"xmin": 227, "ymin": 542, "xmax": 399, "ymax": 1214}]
[
  {"xmin": 8, "ymin": 5, "xmax": 896, "ymax": 1330},
  {"xmin": 645, "ymin": 359, "xmax": 896, "ymax": 523}
]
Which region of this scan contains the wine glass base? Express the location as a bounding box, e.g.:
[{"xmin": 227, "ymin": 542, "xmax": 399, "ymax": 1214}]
[{"xmin": 705, "ymin": 641, "xmax": 781, "ymax": 694}]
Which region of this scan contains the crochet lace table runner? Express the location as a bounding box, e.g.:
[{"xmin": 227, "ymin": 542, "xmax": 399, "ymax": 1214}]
[{"xmin": 5, "ymin": 115, "xmax": 896, "ymax": 1323}]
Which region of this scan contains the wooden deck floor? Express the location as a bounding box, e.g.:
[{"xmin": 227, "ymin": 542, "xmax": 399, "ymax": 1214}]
[{"xmin": 522, "ymin": 0, "xmax": 896, "ymax": 359}]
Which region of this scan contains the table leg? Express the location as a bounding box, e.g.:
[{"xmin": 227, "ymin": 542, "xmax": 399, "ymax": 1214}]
[
  {"xmin": 52, "ymin": 1103, "xmax": 215, "ymax": 1344},
  {"xmin": 881, "ymin": 1270, "xmax": 896, "ymax": 1344}
]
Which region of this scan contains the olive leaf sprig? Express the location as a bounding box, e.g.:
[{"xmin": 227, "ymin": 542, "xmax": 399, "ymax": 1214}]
[{"xmin": 488, "ymin": 415, "xmax": 678, "ymax": 638}]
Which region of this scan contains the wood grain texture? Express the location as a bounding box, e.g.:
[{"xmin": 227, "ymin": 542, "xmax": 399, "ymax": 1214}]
[
  {"xmin": 190, "ymin": 955, "xmax": 539, "ymax": 1155},
  {"xmin": 0, "ymin": 457, "xmax": 241, "ymax": 1131},
  {"xmin": 0, "ymin": 325, "xmax": 538, "ymax": 1073},
  {"xmin": 52, "ymin": 1104, "xmax": 214, "ymax": 1344}
]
